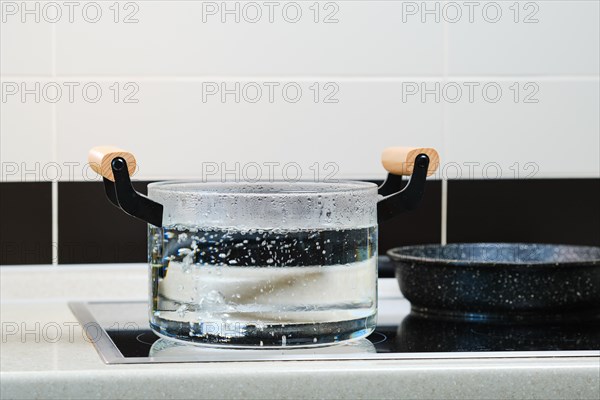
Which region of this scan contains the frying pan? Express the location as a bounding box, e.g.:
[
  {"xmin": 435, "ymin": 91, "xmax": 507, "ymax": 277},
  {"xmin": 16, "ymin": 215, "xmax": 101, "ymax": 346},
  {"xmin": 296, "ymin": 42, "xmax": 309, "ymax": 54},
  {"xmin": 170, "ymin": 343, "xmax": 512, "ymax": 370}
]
[{"xmin": 387, "ymin": 243, "xmax": 600, "ymax": 320}]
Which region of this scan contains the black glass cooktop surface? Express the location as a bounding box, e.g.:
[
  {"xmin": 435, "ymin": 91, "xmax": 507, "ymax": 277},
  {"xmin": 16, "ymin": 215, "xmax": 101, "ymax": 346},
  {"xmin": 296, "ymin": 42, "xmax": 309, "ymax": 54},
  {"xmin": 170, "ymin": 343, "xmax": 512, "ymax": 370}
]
[{"xmin": 69, "ymin": 298, "xmax": 600, "ymax": 364}]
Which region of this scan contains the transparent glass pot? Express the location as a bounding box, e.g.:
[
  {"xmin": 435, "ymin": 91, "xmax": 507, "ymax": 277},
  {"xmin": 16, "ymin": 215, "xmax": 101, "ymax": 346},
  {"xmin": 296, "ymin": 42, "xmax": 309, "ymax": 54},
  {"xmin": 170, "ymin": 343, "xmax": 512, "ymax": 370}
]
[
  {"xmin": 148, "ymin": 181, "xmax": 378, "ymax": 346},
  {"xmin": 88, "ymin": 146, "xmax": 438, "ymax": 347}
]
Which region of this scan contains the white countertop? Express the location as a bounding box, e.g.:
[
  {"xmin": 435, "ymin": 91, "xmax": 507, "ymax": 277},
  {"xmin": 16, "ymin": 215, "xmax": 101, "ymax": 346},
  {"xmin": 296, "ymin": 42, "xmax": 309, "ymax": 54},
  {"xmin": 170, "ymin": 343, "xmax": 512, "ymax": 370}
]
[{"xmin": 1, "ymin": 264, "xmax": 599, "ymax": 400}]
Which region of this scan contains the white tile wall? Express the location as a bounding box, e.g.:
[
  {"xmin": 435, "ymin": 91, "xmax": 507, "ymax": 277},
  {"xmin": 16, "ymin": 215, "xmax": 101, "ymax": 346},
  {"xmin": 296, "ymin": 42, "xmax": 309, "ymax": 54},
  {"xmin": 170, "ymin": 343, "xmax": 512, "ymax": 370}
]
[
  {"xmin": 443, "ymin": 79, "xmax": 600, "ymax": 178},
  {"xmin": 0, "ymin": 12, "xmax": 53, "ymax": 76},
  {"xmin": 55, "ymin": 79, "xmax": 444, "ymax": 180},
  {"xmin": 1, "ymin": 0, "xmax": 599, "ymax": 183},
  {"xmin": 446, "ymin": 1, "xmax": 600, "ymax": 76},
  {"xmin": 54, "ymin": 1, "xmax": 444, "ymax": 76},
  {"xmin": 0, "ymin": 82, "xmax": 54, "ymax": 181}
]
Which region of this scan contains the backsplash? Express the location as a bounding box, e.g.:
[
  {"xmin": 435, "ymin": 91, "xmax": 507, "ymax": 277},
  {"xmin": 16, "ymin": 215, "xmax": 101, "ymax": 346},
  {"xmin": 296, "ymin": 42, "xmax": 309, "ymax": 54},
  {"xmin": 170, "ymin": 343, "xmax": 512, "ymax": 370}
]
[{"xmin": 1, "ymin": 1, "xmax": 599, "ymax": 264}]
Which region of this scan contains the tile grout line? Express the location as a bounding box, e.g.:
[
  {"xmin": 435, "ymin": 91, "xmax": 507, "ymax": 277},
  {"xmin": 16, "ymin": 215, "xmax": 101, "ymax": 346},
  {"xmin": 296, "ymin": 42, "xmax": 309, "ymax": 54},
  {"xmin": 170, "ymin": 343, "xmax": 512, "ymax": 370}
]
[
  {"xmin": 441, "ymin": 180, "xmax": 448, "ymax": 246},
  {"xmin": 51, "ymin": 23, "xmax": 58, "ymax": 265},
  {"xmin": 440, "ymin": 7, "xmax": 448, "ymax": 246},
  {"xmin": 1, "ymin": 75, "xmax": 599, "ymax": 81}
]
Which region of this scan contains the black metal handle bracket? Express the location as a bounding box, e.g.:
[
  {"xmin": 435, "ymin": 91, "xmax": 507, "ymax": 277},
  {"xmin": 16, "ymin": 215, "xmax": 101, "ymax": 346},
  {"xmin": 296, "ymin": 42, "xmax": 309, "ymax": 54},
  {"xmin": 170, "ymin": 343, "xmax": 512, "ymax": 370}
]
[
  {"xmin": 102, "ymin": 157, "xmax": 163, "ymax": 227},
  {"xmin": 102, "ymin": 155, "xmax": 428, "ymax": 227},
  {"xmin": 377, "ymin": 154, "xmax": 430, "ymax": 224}
]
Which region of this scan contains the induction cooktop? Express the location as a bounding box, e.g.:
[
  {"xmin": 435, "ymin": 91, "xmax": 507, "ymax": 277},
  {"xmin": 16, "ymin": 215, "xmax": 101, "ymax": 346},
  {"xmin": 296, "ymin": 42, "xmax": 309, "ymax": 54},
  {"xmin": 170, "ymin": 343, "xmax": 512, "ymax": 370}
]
[{"xmin": 69, "ymin": 296, "xmax": 600, "ymax": 364}]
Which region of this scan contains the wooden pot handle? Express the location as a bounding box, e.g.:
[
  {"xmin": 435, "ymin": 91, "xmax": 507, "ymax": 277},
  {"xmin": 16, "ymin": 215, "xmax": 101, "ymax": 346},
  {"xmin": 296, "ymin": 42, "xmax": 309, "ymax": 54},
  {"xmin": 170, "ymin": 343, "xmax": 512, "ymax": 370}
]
[
  {"xmin": 88, "ymin": 146, "xmax": 137, "ymax": 181},
  {"xmin": 381, "ymin": 147, "xmax": 439, "ymax": 177}
]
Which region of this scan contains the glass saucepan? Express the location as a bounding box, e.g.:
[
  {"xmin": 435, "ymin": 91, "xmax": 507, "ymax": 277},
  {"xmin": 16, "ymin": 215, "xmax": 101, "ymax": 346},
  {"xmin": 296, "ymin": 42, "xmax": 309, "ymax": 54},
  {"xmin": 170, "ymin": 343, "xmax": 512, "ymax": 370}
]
[{"xmin": 88, "ymin": 146, "xmax": 439, "ymax": 347}]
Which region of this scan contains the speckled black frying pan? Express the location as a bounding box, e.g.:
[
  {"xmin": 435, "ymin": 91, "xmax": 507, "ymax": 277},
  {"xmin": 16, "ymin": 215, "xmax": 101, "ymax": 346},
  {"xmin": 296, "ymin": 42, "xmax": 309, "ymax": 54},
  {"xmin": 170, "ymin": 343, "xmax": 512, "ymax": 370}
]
[{"xmin": 387, "ymin": 243, "xmax": 600, "ymax": 320}]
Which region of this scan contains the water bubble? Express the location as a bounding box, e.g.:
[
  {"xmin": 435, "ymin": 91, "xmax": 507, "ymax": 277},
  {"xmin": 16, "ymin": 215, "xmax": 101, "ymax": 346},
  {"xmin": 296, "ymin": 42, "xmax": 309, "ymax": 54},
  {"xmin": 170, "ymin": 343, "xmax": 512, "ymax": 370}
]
[
  {"xmin": 178, "ymin": 248, "xmax": 192, "ymax": 256},
  {"xmin": 176, "ymin": 304, "xmax": 187, "ymax": 317},
  {"xmin": 206, "ymin": 290, "xmax": 224, "ymax": 304}
]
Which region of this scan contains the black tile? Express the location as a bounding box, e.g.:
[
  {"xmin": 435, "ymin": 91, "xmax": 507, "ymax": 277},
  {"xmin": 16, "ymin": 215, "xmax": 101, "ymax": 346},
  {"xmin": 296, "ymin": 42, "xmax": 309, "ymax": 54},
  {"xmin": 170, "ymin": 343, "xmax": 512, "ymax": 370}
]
[
  {"xmin": 58, "ymin": 181, "xmax": 152, "ymax": 264},
  {"xmin": 0, "ymin": 183, "xmax": 52, "ymax": 265},
  {"xmin": 447, "ymin": 179, "xmax": 600, "ymax": 246},
  {"xmin": 377, "ymin": 180, "xmax": 442, "ymax": 254},
  {"xmin": 58, "ymin": 179, "xmax": 441, "ymax": 263}
]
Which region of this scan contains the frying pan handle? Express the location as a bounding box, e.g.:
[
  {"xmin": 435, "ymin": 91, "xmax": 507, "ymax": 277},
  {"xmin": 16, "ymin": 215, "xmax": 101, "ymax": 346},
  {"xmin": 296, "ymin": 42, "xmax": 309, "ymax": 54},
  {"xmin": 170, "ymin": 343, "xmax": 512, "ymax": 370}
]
[
  {"xmin": 377, "ymin": 147, "xmax": 439, "ymax": 224},
  {"xmin": 88, "ymin": 146, "xmax": 163, "ymax": 227}
]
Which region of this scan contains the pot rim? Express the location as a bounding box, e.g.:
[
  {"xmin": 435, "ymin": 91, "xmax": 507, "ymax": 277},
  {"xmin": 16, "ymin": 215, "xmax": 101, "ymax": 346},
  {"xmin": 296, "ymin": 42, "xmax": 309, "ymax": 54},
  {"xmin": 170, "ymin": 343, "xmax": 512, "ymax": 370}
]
[{"xmin": 147, "ymin": 179, "xmax": 378, "ymax": 196}]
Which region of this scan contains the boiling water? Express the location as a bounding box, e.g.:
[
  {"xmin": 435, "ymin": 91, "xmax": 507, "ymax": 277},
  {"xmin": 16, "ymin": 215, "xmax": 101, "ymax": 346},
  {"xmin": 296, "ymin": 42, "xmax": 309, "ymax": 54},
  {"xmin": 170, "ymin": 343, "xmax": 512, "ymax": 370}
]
[{"xmin": 149, "ymin": 225, "xmax": 378, "ymax": 346}]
